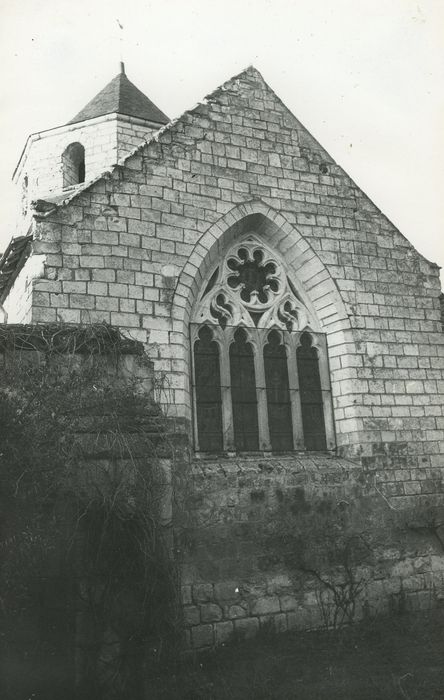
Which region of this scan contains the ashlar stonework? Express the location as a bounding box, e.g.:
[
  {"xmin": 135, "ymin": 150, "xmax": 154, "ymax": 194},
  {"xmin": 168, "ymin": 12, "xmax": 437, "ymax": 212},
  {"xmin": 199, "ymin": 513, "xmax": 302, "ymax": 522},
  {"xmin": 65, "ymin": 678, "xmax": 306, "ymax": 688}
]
[{"xmin": 1, "ymin": 65, "xmax": 444, "ymax": 649}]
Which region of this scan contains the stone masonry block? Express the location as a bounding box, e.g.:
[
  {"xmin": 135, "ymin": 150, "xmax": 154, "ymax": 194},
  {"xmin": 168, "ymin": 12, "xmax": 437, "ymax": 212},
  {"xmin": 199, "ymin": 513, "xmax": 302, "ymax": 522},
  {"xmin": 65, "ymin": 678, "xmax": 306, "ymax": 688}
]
[
  {"xmin": 110, "ymin": 312, "xmax": 140, "ymax": 327},
  {"xmin": 80, "ymin": 256, "xmax": 105, "ymax": 268},
  {"xmin": 183, "ymin": 605, "xmax": 200, "ymax": 627},
  {"xmin": 91, "ymin": 269, "xmax": 114, "ymax": 282},
  {"xmin": 88, "ymin": 282, "xmax": 108, "ymax": 296},
  {"xmin": 200, "ymin": 603, "xmax": 223, "ymax": 623},
  {"xmin": 55, "ymin": 309, "xmax": 81, "ymax": 323},
  {"xmin": 280, "ymin": 595, "xmax": 297, "ymax": 611},
  {"xmin": 69, "ymin": 294, "xmax": 95, "ymax": 309},
  {"xmin": 226, "ymin": 604, "xmax": 247, "ymax": 619},
  {"xmin": 250, "ymin": 596, "xmax": 280, "ymax": 616},
  {"xmin": 431, "ymin": 556, "xmax": 444, "ymax": 572},
  {"xmin": 214, "ymin": 581, "xmax": 239, "ymax": 602},
  {"xmin": 63, "ymin": 281, "xmax": 87, "ymax": 294},
  {"xmin": 93, "ymin": 231, "xmax": 119, "ymax": 245},
  {"xmin": 96, "ymin": 297, "xmax": 118, "ymax": 311},
  {"xmin": 214, "ymin": 621, "xmax": 234, "ymax": 645},
  {"xmin": 191, "ymin": 624, "xmax": 214, "ymax": 648},
  {"xmin": 192, "ymin": 583, "xmax": 214, "ymax": 603}
]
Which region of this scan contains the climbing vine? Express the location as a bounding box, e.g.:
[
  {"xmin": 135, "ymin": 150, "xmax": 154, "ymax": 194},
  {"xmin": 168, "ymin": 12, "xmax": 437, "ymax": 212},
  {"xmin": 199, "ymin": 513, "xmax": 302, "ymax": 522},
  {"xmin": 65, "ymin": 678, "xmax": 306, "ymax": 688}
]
[{"xmin": 0, "ymin": 324, "xmax": 180, "ymax": 700}]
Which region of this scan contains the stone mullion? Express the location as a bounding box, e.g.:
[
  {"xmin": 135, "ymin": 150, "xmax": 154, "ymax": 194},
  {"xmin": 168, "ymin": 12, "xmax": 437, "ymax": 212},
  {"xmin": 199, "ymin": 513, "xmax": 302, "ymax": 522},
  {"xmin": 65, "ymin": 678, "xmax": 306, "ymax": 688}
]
[
  {"xmin": 287, "ymin": 334, "xmax": 305, "ymax": 450},
  {"xmin": 253, "ymin": 329, "xmax": 271, "ymax": 452},
  {"xmin": 219, "ymin": 329, "xmax": 235, "ymax": 451}
]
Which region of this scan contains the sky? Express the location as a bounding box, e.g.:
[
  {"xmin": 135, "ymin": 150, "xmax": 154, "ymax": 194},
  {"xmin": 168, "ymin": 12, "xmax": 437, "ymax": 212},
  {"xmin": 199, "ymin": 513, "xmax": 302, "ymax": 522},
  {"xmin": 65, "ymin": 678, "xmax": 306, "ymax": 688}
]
[{"xmin": 0, "ymin": 0, "xmax": 443, "ymax": 285}]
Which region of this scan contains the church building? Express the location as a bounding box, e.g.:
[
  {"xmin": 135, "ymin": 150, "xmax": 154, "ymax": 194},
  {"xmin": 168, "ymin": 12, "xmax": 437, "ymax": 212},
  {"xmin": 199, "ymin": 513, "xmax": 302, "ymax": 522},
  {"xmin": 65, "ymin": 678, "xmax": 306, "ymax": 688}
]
[{"xmin": 1, "ymin": 64, "xmax": 444, "ymax": 648}]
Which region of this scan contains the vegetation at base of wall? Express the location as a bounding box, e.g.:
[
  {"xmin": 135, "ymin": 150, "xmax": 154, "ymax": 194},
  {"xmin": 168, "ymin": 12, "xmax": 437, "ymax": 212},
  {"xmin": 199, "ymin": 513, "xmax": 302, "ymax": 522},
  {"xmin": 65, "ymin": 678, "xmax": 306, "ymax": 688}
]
[
  {"xmin": 147, "ymin": 610, "xmax": 444, "ymax": 700},
  {"xmin": 0, "ymin": 323, "xmax": 180, "ymax": 700},
  {"xmin": 261, "ymin": 488, "xmax": 369, "ymax": 629}
]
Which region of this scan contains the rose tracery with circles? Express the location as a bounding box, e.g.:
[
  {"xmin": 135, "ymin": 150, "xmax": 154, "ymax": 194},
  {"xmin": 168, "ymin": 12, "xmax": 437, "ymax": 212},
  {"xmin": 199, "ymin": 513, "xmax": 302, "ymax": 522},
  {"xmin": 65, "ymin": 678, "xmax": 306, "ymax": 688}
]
[{"xmin": 192, "ymin": 234, "xmax": 315, "ymax": 332}]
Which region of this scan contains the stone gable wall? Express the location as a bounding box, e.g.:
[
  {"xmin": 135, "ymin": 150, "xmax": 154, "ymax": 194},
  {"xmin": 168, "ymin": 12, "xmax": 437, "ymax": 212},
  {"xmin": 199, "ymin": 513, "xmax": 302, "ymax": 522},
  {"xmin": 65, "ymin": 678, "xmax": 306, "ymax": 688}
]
[
  {"xmin": 5, "ymin": 67, "xmax": 444, "ymax": 654},
  {"xmin": 115, "ymin": 118, "xmax": 160, "ymax": 160},
  {"xmin": 9, "ymin": 66, "xmax": 444, "ymax": 479}
]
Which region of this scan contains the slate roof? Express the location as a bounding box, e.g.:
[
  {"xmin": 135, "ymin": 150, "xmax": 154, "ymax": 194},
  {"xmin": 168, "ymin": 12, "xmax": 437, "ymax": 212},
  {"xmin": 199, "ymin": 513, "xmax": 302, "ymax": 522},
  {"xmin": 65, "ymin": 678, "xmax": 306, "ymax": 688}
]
[
  {"xmin": 0, "ymin": 235, "xmax": 33, "ymax": 303},
  {"xmin": 68, "ymin": 63, "xmax": 169, "ymax": 126}
]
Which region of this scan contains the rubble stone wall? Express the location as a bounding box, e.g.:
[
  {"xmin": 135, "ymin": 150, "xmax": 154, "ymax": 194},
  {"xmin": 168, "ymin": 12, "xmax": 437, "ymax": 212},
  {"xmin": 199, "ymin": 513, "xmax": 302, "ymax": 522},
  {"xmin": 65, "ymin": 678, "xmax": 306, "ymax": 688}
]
[{"xmin": 180, "ymin": 455, "xmax": 444, "ymax": 649}]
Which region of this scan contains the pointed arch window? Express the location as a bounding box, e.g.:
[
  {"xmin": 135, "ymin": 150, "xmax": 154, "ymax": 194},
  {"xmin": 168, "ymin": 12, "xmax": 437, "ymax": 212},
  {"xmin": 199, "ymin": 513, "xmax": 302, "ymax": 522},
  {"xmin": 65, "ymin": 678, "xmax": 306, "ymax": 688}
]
[
  {"xmin": 194, "ymin": 326, "xmax": 223, "ymax": 452},
  {"xmin": 191, "ymin": 235, "xmax": 335, "ymax": 454}
]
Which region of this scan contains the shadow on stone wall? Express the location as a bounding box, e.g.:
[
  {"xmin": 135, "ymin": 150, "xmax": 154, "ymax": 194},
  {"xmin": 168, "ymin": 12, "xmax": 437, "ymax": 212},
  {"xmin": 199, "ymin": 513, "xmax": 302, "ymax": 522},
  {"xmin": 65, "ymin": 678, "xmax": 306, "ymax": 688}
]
[{"xmin": 0, "ymin": 324, "xmax": 180, "ymax": 700}]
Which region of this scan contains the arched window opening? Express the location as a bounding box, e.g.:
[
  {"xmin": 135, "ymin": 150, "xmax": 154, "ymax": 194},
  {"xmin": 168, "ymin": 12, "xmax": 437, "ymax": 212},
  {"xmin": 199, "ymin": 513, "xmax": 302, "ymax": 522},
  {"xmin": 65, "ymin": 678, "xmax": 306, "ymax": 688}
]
[
  {"xmin": 230, "ymin": 329, "xmax": 259, "ymax": 451},
  {"xmin": 297, "ymin": 332, "xmax": 327, "ymax": 451},
  {"xmin": 193, "ymin": 326, "xmax": 223, "ymax": 452},
  {"xmin": 264, "ymin": 330, "xmax": 293, "ymax": 451},
  {"xmin": 62, "ymin": 142, "xmax": 85, "ymax": 188},
  {"xmin": 191, "ymin": 234, "xmax": 334, "ymax": 454}
]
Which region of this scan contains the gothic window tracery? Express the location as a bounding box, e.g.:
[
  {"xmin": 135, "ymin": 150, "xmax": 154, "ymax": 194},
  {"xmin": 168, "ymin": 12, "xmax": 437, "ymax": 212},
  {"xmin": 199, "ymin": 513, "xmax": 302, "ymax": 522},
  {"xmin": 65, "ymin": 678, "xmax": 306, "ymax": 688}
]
[{"xmin": 191, "ymin": 234, "xmax": 334, "ymax": 453}]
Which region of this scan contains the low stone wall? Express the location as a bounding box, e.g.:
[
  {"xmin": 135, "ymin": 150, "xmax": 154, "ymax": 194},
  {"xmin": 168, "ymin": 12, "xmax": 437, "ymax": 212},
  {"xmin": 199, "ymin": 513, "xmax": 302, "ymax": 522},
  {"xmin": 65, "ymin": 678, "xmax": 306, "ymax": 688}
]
[
  {"xmin": 180, "ymin": 455, "xmax": 444, "ymax": 650},
  {"xmin": 0, "ymin": 323, "xmax": 172, "ymax": 696}
]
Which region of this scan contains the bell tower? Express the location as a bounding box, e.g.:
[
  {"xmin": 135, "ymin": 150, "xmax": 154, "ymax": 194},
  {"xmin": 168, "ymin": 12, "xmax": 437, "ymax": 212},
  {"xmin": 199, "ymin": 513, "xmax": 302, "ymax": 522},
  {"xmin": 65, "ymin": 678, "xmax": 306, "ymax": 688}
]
[{"xmin": 12, "ymin": 63, "xmax": 169, "ymax": 235}]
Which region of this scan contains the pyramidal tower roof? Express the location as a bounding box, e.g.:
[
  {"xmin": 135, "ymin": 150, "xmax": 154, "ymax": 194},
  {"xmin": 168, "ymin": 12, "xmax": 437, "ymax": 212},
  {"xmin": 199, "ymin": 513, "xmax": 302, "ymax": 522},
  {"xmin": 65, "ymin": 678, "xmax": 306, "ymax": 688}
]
[{"xmin": 68, "ymin": 63, "xmax": 169, "ymax": 126}]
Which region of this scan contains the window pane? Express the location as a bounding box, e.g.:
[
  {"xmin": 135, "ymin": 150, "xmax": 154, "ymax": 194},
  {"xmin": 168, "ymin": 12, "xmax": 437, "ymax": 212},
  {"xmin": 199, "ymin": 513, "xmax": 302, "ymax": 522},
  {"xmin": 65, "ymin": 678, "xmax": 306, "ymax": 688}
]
[
  {"xmin": 264, "ymin": 330, "xmax": 293, "ymax": 451},
  {"xmin": 230, "ymin": 329, "xmax": 259, "ymax": 451},
  {"xmin": 297, "ymin": 332, "xmax": 327, "ymax": 451},
  {"xmin": 194, "ymin": 326, "xmax": 223, "ymax": 451}
]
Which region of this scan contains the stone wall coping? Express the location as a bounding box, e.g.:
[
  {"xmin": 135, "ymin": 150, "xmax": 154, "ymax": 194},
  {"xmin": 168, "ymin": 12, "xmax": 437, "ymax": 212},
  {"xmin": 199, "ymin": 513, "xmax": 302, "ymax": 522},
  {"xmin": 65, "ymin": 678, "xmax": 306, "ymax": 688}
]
[{"xmin": 0, "ymin": 323, "xmax": 146, "ymax": 356}]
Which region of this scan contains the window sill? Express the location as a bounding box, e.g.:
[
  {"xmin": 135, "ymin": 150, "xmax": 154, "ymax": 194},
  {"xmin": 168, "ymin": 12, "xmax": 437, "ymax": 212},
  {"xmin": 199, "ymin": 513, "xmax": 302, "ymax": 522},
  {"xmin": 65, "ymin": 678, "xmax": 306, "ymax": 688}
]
[{"xmin": 193, "ymin": 449, "xmax": 337, "ymax": 461}]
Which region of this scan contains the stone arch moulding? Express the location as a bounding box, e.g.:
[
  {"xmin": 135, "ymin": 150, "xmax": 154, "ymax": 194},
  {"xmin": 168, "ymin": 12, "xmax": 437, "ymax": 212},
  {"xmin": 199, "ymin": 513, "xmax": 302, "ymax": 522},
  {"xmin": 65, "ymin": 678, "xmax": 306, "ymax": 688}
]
[
  {"xmin": 173, "ymin": 199, "xmax": 352, "ymax": 334},
  {"xmin": 169, "ymin": 200, "xmax": 357, "ymax": 435}
]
